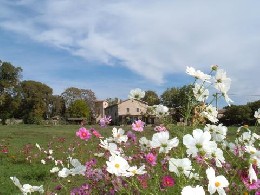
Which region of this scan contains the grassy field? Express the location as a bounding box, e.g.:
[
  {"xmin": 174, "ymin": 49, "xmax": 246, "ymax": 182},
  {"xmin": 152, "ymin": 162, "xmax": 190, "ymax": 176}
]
[{"xmin": 0, "ymin": 124, "xmax": 253, "ymax": 194}]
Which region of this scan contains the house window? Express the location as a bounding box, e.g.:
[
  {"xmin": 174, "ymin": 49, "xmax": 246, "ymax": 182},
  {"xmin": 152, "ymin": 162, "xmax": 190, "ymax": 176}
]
[
  {"xmin": 126, "ymin": 108, "xmax": 130, "ymax": 112},
  {"xmin": 137, "ymin": 108, "xmax": 139, "ymax": 112}
]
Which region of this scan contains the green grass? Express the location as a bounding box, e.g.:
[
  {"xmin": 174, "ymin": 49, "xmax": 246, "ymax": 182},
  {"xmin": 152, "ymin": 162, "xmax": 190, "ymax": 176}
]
[{"xmin": 0, "ymin": 124, "xmax": 256, "ymax": 194}]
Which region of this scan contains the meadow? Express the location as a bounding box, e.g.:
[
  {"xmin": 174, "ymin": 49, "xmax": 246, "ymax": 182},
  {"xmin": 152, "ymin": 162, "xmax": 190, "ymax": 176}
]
[{"xmin": 0, "ymin": 123, "xmax": 246, "ymax": 194}]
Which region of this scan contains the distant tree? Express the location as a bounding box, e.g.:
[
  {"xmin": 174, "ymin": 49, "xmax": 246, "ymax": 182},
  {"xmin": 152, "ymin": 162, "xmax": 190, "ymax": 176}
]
[
  {"xmin": 106, "ymin": 97, "xmax": 121, "ymax": 106},
  {"xmin": 49, "ymin": 95, "xmax": 66, "ymax": 118},
  {"xmin": 19, "ymin": 80, "xmax": 53, "ymax": 124},
  {"xmin": 143, "ymin": 90, "xmax": 160, "ymax": 106},
  {"xmin": 246, "ymin": 100, "xmax": 260, "ymax": 124},
  {"xmin": 221, "ymin": 105, "xmax": 252, "ymax": 126},
  {"xmin": 61, "ymin": 87, "xmax": 97, "ymax": 121},
  {"xmin": 67, "ymin": 99, "xmax": 90, "ymax": 118},
  {"xmin": 0, "ymin": 61, "xmax": 23, "ymax": 124},
  {"xmin": 161, "ymin": 85, "xmax": 193, "ymax": 122}
]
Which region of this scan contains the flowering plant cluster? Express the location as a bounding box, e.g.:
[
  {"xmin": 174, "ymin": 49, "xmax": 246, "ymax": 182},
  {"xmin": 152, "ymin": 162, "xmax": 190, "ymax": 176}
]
[{"xmin": 10, "ymin": 66, "xmax": 260, "ymax": 194}]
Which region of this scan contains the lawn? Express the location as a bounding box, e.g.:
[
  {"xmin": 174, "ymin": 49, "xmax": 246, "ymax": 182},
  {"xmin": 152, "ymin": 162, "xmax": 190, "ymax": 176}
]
[{"xmin": 0, "ymin": 124, "xmax": 256, "ymax": 194}]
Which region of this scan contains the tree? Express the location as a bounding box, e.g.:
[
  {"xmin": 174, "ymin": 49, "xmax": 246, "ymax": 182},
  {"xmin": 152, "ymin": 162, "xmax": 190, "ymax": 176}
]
[
  {"xmin": 19, "ymin": 80, "xmax": 53, "ymax": 124},
  {"xmin": 67, "ymin": 99, "xmax": 90, "ymax": 118},
  {"xmin": 49, "ymin": 95, "xmax": 66, "ymax": 118},
  {"xmin": 143, "ymin": 90, "xmax": 160, "ymax": 106},
  {"xmin": 221, "ymin": 105, "xmax": 252, "ymax": 126},
  {"xmin": 161, "ymin": 85, "xmax": 193, "ymax": 122},
  {"xmin": 0, "ymin": 61, "xmax": 23, "ymax": 124},
  {"xmin": 106, "ymin": 97, "xmax": 121, "ymax": 106},
  {"xmin": 61, "ymin": 87, "xmax": 97, "ymax": 121}
]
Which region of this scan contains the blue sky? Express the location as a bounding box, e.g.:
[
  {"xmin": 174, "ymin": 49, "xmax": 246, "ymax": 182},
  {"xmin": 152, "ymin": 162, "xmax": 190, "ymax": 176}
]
[{"xmin": 0, "ymin": 0, "xmax": 260, "ymax": 108}]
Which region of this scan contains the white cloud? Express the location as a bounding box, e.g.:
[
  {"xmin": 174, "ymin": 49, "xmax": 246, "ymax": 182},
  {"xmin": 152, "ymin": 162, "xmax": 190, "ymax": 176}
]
[{"xmin": 0, "ymin": 0, "xmax": 260, "ymax": 104}]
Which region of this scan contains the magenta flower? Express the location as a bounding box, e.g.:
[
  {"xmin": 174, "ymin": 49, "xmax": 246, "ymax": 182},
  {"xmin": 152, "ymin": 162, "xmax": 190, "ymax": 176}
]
[
  {"xmin": 145, "ymin": 152, "xmax": 157, "ymax": 166},
  {"xmin": 76, "ymin": 127, "xmax": 92, "ymax": 140},
  {"xmin": 127, "ymin": 131, "xmax": 137, "ymax": 143},
  {"xmin": 132, "ymin": 119, "xmax": 145, "ymax": 132},
  {"xmin": 162, "ymin": 175, "xmax": 175, "ymax": 187},
  {"xmin": 90, "ymin": 128, "xmax": 102, "ymax": 138},
  {"xmin": 99, "ymin": 115, "xmax": 112, "ymax": 127}
]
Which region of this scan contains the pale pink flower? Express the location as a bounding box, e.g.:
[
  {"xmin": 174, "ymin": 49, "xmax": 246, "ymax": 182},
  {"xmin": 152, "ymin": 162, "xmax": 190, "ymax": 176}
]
[
  {"xmin": 145, "ymin": 153, "xmax": 157, "ymax": 166},
  {"xmin": 132, "ymin": 119, "xmax": 145, "ymax": 132},
  {"xmin": 76, "ymin": 127, "xmax": 92, "ymax": 140}
]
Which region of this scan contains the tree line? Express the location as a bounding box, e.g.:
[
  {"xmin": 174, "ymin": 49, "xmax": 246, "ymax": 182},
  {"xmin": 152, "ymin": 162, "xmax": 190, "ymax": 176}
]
[{"xmin": 0, "ymin": 60, "xmax": 259, "ymax": 125}]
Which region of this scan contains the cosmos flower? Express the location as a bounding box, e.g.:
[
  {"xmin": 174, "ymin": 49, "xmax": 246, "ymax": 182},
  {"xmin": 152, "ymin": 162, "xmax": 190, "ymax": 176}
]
[
  {"xmin": 128, "ymin": 88, "xmax": 145, "ymax": 100},
  {"xmin": 145, "ymin": 152, "xmax": 157, "ymax": 166},
  {"xmin": 186, "ymin": 66, "xmax": 211, "ymax": 82},
  {"xmin": 150, "ymin": 131, "xmax": 179, "ymax": 153},
  {"xmin": 76, "ymin": 127, "xmax": 92, "ymax": 140},
  {"xmin": 132, "ymin": 119, "xmax": 145, "ymax": 132},
  {"xmin": 161, "ymin": 175, "xmax": 175, "ymax": 187},
  {"xmin": 181, "ymin": 185, "xmax": 205, "ymax": 195},
  {"xmin": 106, "ymin": 155, "xmax": 130, "ymax": 176},
  {"xmin": 10, "ymin": 177, "xmax": 44, "ymax": 194},
  {"xmin": 206, "ymin": 167, "xmax": 229, "ymax": 195},
  {"xmin": 112, "ymin": 127, "xmax": 128, "ymax": 143},
  {"xmin": 192, "ymin": 83, "xmax": 209, "ymax": 102},
  {"xmin": 169, "ymin": 158, "xmax": 192, "ymax": 177}
]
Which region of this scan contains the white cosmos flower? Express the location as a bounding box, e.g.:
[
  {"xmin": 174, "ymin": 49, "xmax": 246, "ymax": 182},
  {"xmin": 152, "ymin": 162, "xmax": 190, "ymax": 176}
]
[
  {"xmin": 150, "ymin": 131, "xmax": 179, "ymax": 153},
  {"xmin": 183, "ymin": 129, "xmax": 217, "ymax": 157},
  {"xmin": 10, "ymin": 177, "xmax": 44, "ymax": 194},
  {"xmin": 204, "ymin": 124, "xmax": 227, "ymax": 142},
  {"xmin": 128, "ymin": 88, "xmax": 145, "ymax": 100},
  {"xmin": 124, "ymin": 165, "xmax": 147, "ymax": 177},
  {"xmin": 153, "ymin": 104, "xmax": 169, "ymax": 117},
  {"xmin": 41, "ymin": 159, "xmax": 46, "ymax": 164},
  {"xmin": 186, "ymin": 66, "xmax": 211, "ymax": 82},
  {"xmin": 99, "ymin": 139, "xmax": 120, "ymax": 155},
  {"xmin": 201, "ymin": 105, "xmax": 219, "ymax": 123},
  {"xmin": 35, "ymin": 143, "xmax": 41, "ymax": 150},
  {"xmin": 248, "ymin": 163, "xmax": 257, "ymax": 184},
  {"xmin": 193, "ymin": 83, "xmax": 209, "ymax": 102},
  {"xmin": 211, "ymin": 148, "xmax": 225, "ymax": 167},
  {"xmin": 139, "ymin": 137, "xmax": 151, "ymax": 151},
  {"xmin": 69, "ymin": 158, "xmax": 86, "ymax": 176},
  {"xmin": 58, "ymin": 167, "xmax": 70, "ymax": 178},
  {"xmin": 206, "ymin": 167, "xmax": 229, "ymax": 195},
  {"xmin": 214, "ymin": 69, "xmax": 231, "ymax": 93},
  {"xmin": 169, "ymin": 158, "xmax": 192, "ymax": 177},
  {"xmin": 112, "ymin": 127, "xmax": 128, "ymax": 143},
  {"xmin": 50, "ymin": 167, "xmax": 59, "ymax": 173},
  {"xmin": 181, "ymin": 185, "xmax": 205, "ymax": 195},
  {"xmin": 106, "ymin": 155, "xmax": 130, "ymax": 176},
  {"xmin": 254, "ymin": 108, "xmax": 260, "ymax": 123}
]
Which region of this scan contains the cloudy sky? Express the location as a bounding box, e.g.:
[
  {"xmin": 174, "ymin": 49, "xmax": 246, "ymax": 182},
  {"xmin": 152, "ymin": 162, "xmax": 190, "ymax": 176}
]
[{"xmin": 0, "ymin": 0, "xmax": 259, "ymax": 108}]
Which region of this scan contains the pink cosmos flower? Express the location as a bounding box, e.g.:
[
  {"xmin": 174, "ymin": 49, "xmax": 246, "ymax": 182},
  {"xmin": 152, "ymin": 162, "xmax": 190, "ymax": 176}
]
[
  {"xmin": 145, "ymin": 153, "xmax": 157, "ymax": 166},
  {"xmin": 162, "ymin": 175, "xmax": 175, "ymax": 187},
  {"xmin": 132, "ymin": 119, "xmax": 145, "ymax": 132},
  {"xmin": 99, "ymin": 115, "xmax": 112, "ymax": 127},
  {"xmin": 154, "ymin": 124, "xmax": 167, "ymax": 132},
  {"xmin": 90, "ymin": 128, "xmax": 102, "ymax": 138},
  {"xmin": 76, "ymin": 127, "xmax": 92, "ymax": 140}
]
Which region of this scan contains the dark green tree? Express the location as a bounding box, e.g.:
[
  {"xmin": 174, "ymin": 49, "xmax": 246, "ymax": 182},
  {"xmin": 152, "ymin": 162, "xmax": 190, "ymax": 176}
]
[
  {"xmin": 19, "ymin": 80, "xmax": 53, "ymax": 124},
  {"xmin": 221, "ymin": 105, "xmax": 252, "ymax": 126},
  {"xmin": 143, "ymin": 90, "xmax": 160, "ymax": 106},
  {"xmin": 0, "ymin": 61, "xmax": 23, "ymax": 124}
]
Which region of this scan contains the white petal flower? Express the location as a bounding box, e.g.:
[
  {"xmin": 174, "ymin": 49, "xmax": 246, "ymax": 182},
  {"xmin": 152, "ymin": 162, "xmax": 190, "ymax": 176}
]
[
  {"xmin": 201, "ymin": 105, "xmax": 219, "ymax": 123},
  {"xmin": 106, "ymin": 155, "xmax": 130, "ymax": 176},
  {"xmin": 183, "ymin": 129, "xmax": 217, "ymax": 157},
  {"xmin": 193, "ymin": 83, "xmax": 209, "ymax": 102},
  {"xmin": 139, "ymin": 137, "xmax": 151, "ymax": 151},
  {"xmin": 186, "ymin": 66, "xmax": 211, "ymax": 82},
  {"xmin": 10, "ymin": 177, "xmax": 44, "ymax": 194},
  {"xmin": 214, "ymin": 69, "xmax": 231, "ymax": 93},
  {"xmin": 248, "ymin": 164, "xmax": 257, "ymax": 184},
  {"xmin": 128, "ymin": 88, "xmax": 145, "ymax": 100},
  {"xmin": 99, "ymin": 139, "xmax": 120, "ymax": 155},
  {"xmin": 204, "ymin": 124, "xmax": 227, "ymax": 142},
  {"xmin": 124, "ymin": 165, "xmax": 147, "ymax": 177},
  {"xmin": 169, "ymin": 158, "xmax": 192, "ymax": 177},
  {"xmin": 181, "ymin": 185, "xmax": 205, "ymax": 195},
  {"xmin": 58, "ymin": 168, "xmax": 71, "ymax": 178},
  {"xmin": 112, "ymin": 127, "xmax": 128, "ymax": 143},
  {"xmin": 50, "ymin": 167, "xmax": 59, "ymax": 173},
  {"xmin": 153, "ymin": 104, "xmax": 169, "ymax": 117},
  {"xmin": 206, "ymin": 167, "xmax": 229, "ymax": 195},
  {"xmin": 150, "ymin": 131, "xmax": 179, "ymax": 153}
]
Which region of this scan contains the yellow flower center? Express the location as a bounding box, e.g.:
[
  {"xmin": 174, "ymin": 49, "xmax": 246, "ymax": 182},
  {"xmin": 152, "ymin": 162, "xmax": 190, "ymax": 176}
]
[
  {"xmin": 115, "ymin": 163, "xmax": 120, "ymax": 168},
  {"xmin": 215, "ymin": 181, "xmax": 221, "ymax": 187}
]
